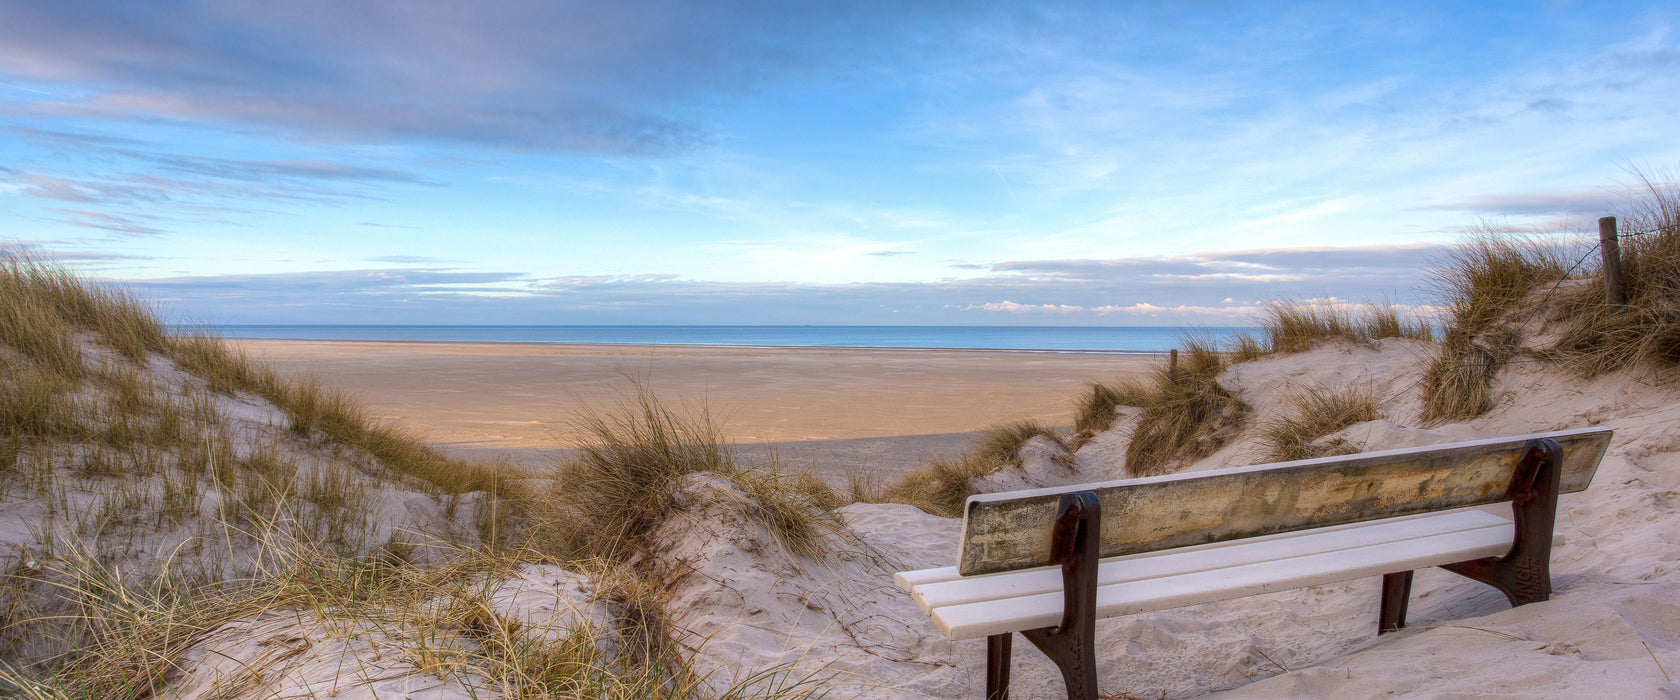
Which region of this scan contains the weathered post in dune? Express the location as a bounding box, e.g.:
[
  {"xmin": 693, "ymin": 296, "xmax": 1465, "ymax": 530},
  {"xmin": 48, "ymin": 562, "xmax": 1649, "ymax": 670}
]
[
  {"xmin": 1600, "ymin": 216, "xmax": 1624, "ymax": 306},
  {"xmin": 1168, "ymin": 348, "xmax": 1178, "ymax": 377}
]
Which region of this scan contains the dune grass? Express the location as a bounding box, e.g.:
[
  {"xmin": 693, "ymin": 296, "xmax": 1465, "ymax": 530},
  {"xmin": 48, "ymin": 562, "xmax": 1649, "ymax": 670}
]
[
  {"xmin": 1262, "ymin": 301, "xmax": 1435, "ymax": 354},
  {"xmin": 1257, "ymin": 385, "xmax": 1379, "ymax": 463},
  {"xmin": 1, "ymin": 259, "xmax": 511, "ymax": 501},
  {"xmin": 1419, "ymin": 234, "xmax": 1569, "ymax": 422},
  {"xmin": 1072, "ymin": 382, "xmax": 1149, "ymax": 436},
  {"xmin": 532, "ymin": 384, "xmax": 844, "ymax": 562},
  {"xmin": 0, "ymin": 260, "xmax": 527, "ymax": 669},
  {"xmin": 1553, "ymin": 176, "xmax": 1680, "ymax": 374},
  {"xmin": 1068, "ymin": 302, "xmax": 1428, "ymax": 476},
  {"xmin": 0, "ymin": 533, "xmax": 828, "ymax": 699},
  {"xmin": 171, "ymin": 330, "xmax": 511, "ymax": 499},
  {"xmin": 1412, "ymin": 175, "xmax": 1680, "ymax": 421},
  {"xmin": 0, "ymin": 260, "xmax": 849, "ymax": 697},
  {"xmin": 873, "ymin": 457, "xmax": 985, "ymax": 518},
  {"xmin": 1070, "ymin": 336, "xmax": 1248, "ymax": 478},
  {"xmin": 877, "ymin": 419, "xmax": 1066, "ymax": 518},
  {"xmin": 1116, "ymin": 337, "xmax": 1249, "ymax": 476},
  {"xmin": 1, "ymin": 260, "xmax": 519, "ymax": 551}
]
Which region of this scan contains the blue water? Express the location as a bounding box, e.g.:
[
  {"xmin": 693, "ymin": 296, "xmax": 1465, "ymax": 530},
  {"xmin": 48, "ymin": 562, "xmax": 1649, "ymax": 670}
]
[{"xmin": 193, "ymin": 325, "xmax": 1255, "ymax": 353}]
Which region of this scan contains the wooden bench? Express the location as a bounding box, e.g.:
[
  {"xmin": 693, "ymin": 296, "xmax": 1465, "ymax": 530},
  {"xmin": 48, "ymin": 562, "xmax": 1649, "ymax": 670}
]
[{"xmin": 894, "ymin": 427, "xmax": 1612, "ymax": 699}]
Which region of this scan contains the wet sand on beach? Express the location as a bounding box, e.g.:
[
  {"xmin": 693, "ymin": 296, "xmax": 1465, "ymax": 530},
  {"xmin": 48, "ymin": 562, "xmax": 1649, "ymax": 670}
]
[{"xmin": 237, "ymin": 339, "xmax": 1158, "ymax": 484}]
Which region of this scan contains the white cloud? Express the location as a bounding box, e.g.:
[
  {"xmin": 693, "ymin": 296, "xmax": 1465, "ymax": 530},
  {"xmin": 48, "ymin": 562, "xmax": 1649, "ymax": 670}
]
[{"xmin": 964, "ymin": 301, "xmax": 1084, "ymax": 313}]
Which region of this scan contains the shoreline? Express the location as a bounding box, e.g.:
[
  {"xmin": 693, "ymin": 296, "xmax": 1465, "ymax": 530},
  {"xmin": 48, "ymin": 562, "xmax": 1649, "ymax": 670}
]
[{"xmin": 203, "ymin": 335, "xmax": 1174, "ymax": 356}]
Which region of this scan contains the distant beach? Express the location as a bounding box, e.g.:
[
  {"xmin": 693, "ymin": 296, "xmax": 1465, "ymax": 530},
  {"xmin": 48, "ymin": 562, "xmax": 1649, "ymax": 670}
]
[
  {"xmin": 236, "ymin": 338, "xmax": 1159, "ymax": 482},
  {"xmin": 203, "ymin": 324, "xmax": 1254, "ymax": 353}
]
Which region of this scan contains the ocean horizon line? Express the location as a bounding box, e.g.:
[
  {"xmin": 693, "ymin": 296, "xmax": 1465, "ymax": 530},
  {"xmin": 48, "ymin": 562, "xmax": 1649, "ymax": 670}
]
[{"xmin": 182, "ymin": 324, "xmax": 1257, "ymax": 353}]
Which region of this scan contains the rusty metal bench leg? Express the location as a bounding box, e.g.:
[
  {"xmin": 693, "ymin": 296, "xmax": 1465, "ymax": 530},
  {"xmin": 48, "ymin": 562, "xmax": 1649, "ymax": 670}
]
[
  {"xmin": 1441, "ymin": 437, "xmax": 1562, "ymax": 607},
  {"xmin": 1379, "ymin": 570, "xmax": 1414, "ymax": 633},
  {"xmin": 1014, "ymin": 491, "xmax": 1101, "ymax": 700},
  {"xmin": 986, "ymin": 633, "xmax": 1011, "ymax": 699}
]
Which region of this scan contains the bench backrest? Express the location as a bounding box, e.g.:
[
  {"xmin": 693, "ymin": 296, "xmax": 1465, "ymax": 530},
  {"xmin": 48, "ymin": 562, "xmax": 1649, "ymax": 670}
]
[{"xmin": 957, "ymin": 427, "xmax": 1612, "ymax": 575}]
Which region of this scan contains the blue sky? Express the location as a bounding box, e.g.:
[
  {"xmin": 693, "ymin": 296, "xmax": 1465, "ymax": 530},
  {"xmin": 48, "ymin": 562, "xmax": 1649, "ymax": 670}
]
[{"xmin": 2, "ymin": 1, "xmax": 1677, "ymax": 325}]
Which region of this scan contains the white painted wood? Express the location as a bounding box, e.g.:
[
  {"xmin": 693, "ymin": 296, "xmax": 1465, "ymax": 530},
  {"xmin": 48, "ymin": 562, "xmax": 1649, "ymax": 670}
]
[
  {"xmin": 893, "ymin": 567, "xmax": 958, "ymax": 590},
  {"xmin": 931, "ymin": 525, "xmax": 1522, "ymax": 640},
  {"xmin": 893, "ymin": 509, "xmax": 1500, "ymax": 592},
  {"xmin": 910, "ymin": 510, "xmax": 1514, "ymax": 613}
]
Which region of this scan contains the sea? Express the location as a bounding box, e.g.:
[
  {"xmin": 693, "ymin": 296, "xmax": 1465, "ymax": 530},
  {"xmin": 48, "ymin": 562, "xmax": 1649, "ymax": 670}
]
[{"xmin": 199, "ymin": 325, "xmax": 1255, "ymax": 353}]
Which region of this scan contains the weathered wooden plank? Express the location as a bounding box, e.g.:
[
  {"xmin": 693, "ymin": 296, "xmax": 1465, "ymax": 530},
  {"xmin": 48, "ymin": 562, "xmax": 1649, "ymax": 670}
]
[
  {"xmin": 956, "ymin": 427, "xmax": 1611, "ymax": 576},
  {"xmin": 895, "ymin": 510, "xmax": 1462, "ymax": 591}
]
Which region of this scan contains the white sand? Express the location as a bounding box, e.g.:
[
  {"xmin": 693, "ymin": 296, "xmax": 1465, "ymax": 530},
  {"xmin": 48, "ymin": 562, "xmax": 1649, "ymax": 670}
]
[
  {"xmin": 23, "ymin": 334, "xmax": 1680, "ymax": 697},
  {"xmin": 649, "ymin": 337, "xmax": 1680, "ymax": 698}
]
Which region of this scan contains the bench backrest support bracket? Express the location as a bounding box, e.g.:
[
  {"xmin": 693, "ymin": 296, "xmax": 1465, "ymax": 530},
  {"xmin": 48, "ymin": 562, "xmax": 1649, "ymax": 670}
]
[
  {"xmin": 989, "ymin": 491, "xmax": 1101, "ymax": 700},
  {"xmin": 1439, "ymin": 437, "xmax": 1562, "ymax": 606}
]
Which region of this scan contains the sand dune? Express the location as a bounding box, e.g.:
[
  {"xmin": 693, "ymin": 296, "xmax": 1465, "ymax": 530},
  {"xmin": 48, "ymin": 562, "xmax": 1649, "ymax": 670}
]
[
  {"xmin": 11, "ymin": 273, "xmax": 1680, "ymax": 697},
  {"xmin": 156, "ymin": 336, "xmax": 1680, "ymax": 698}
]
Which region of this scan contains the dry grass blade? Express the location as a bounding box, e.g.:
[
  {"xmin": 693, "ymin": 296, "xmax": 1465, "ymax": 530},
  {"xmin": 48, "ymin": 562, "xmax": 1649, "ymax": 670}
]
[
  {"xmin": 535, "ymin": 383, "xmax": 842, "ymax": 563},
  {"xmin": 1257, "ymin": 385, "xmax": 1379, "ymax": 463},
  {"xmin": 1421, "ymin": 232, "xmax": 1569, "ymax": 422}
]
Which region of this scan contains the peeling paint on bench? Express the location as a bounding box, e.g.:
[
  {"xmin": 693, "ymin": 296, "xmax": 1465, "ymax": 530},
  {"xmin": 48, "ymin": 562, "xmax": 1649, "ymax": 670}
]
[{"xmin": 957, "ymin": 427, "xmax": 1611, "ymax": 576}]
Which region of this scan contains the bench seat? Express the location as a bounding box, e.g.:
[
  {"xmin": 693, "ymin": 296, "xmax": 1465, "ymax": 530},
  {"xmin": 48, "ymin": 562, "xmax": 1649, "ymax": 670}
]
[{"xmin": 897, "ymin": 509, "xmax": 1560, "ymax": 641}]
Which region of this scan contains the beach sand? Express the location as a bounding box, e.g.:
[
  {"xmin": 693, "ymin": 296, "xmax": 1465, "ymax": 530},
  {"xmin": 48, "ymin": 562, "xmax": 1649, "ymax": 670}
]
[{"xmin": 237, "ymin": 339, "xmax": 1157, "ymax": 483}]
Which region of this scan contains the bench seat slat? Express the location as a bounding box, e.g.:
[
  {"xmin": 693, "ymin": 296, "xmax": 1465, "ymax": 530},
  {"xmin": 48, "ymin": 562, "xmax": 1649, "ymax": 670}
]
[
  {"xmin": 906, "ymin": 510, "xmax": 1511, "ymax": 613},
  {"xmin": 893, "ymin": 509, "xmax": 1481, "ymax": 591},
  {"xmin": 931, "ymin": 523, "xmax": 1522, "ymax": 640}
]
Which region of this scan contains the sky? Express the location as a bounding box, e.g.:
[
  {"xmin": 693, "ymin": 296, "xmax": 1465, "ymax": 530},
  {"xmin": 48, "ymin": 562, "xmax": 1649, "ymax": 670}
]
[{"xmin": 2, "ymin": 0, "xmax": 1678, "ymax": 326}]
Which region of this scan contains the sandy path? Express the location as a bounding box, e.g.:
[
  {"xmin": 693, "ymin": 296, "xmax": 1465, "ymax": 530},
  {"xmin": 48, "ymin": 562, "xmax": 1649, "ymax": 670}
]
[{"xmin": 237, "ymin": 340, "xmax": 1157, "ymax": 482}]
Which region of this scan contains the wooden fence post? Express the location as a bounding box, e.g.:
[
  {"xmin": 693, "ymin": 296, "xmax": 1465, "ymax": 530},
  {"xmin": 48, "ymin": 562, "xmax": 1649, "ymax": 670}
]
[
  {"xmin": 1168, "ymin": 348, "xmax": 1178, "ymax": 376},
  {"xmin": 1599, "ymin": 216, "xmax": 1624, "ymax": 306}
]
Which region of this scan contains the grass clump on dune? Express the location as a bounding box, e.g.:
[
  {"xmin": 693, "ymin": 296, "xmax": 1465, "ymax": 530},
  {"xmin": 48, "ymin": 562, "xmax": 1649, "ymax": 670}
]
[
  {"xmin": 1072, "ymin": 381, "xmax": 1151, "ymax": 436},
  {"xmin": 533, "ymin": 384, "xmax": 843, "ymax": 562},
  {"xmin": 1118, "ymin": 338, "xmax": 1248, "ymax": 476},
  {"xmin": 1072, "ymin": 335, "xmax": 1253, "ymax": 478},
  {"xmin": 879, "ymin": 419, "xmax": 1066, "ymax": 518},
  {"xmin": 1257, "ymin": 385, "xmax": 1379, "ymax": 463},
  {"xmin": 1553, "ymin": 177, "xmax": 1680, "ymax": 374},
  {"xmin": 1262, "ymin": 301, "xmax": 1434, "ymax": 354},
  {"xmin": 1420, "ymin": 234, "xmax": 1568, "ymax": 422}
]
